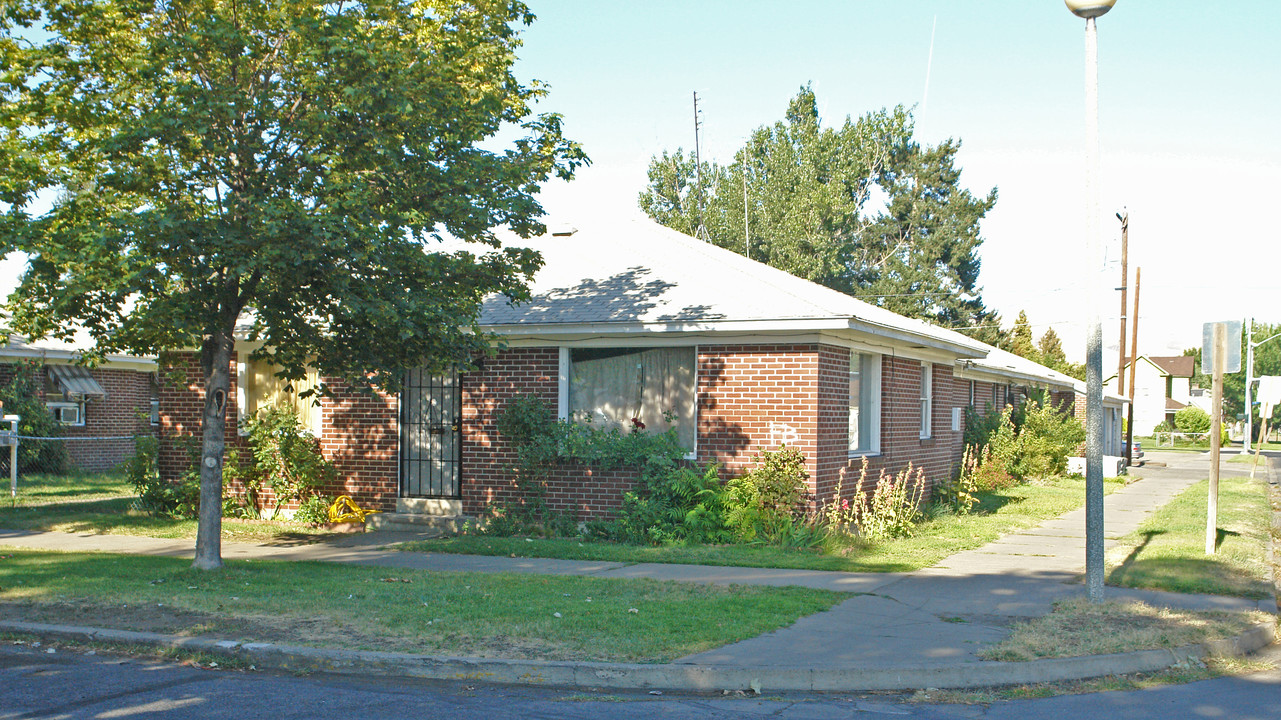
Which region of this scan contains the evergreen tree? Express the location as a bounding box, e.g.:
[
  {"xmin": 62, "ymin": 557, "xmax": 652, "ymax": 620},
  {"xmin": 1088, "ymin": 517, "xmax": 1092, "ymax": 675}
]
[{"xmin": 639, "ymin": 86, "xmax": 999, "ymax": 338}]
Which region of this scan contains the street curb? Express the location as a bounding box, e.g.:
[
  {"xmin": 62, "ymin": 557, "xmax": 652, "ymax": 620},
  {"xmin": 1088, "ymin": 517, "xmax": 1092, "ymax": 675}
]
[{"xmin": 1, "ymin": 617, "xmax": 1274, "ymax": 692}]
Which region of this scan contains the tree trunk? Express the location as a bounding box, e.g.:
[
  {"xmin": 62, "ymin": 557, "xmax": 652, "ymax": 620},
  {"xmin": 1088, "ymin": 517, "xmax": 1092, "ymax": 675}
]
[{"xmin": 192, "ymin": 330, "xmax": 234, "ymax": 570}]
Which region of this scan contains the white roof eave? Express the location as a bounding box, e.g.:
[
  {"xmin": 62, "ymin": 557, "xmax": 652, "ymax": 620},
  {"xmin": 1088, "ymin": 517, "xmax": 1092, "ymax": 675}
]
[{"xmin": 483, "ymin": 316, "xmax": 988, "ymax": 359}]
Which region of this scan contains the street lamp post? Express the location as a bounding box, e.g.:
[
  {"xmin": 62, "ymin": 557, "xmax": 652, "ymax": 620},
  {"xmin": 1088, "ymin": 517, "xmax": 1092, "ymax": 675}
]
[{"xmin": 1065, "ymin": 0, "xmax": 1117, "ymax": 604}]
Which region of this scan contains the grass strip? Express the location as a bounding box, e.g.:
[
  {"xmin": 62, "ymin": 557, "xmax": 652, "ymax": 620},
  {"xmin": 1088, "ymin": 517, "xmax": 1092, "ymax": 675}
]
[
  {"xmin": 5, "ymin": 470, "xmax": 136, "ymax": 506},
  {"xmin": 403, "ymin": 476, "xmax": 1128, "ymax": 574},
  {"xmin": 913, "ymin": 655, "xmax": 1275, "ymax": 704},
  {"xmin": 0, "ymin": 548, "xmax": 842, "ymax": 663},
  {"xmin": 0, "ymin": 472, "xmax": 339, "ymax": 544},
  {"xmin": 1106, "ymin": 476, "xmax": 1273, "ymax": 598},
  {"xmin": 981, "ymin": 598, "xmax": 1272, "ymax": 662}
]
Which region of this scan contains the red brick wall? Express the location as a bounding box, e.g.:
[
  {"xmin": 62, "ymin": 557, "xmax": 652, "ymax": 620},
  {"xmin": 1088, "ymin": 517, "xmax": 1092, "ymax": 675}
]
[
  {"xmin": 159, "ymin": 352, "xmax": 401, "ymax": 513},
  {"xmin": 157, "ymin": 342, "xmax": 974, "ymax": 520},
  {"xmin": 698, "ymin": 344, "xmax": 820, "ymax": 491},
  {"xmin": 815, "ymin": 356, "xmax": 966, "ymax": 505},
  {"xmin": 317, "ymin": 378, "xmax": 399, "ymax": 512},
  {"xmin": 158, "ymin": 352, "xmax": 243, "ymax": 485},
  {"xmin": 1, "ymin": 360, "xmax": 156, "ymax": 473}
]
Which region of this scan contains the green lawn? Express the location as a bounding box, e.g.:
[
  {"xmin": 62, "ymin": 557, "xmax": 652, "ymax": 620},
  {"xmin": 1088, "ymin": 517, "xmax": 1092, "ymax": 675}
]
[
  {"xmin": 0, "ymin": 471, "xmax": 338, "ymax": 544},
  {"xmin": 5, "ymin": 470, "xmax": 135, "ymax": 506},
  {"xmin": 0, "ymin": 548, "xmax": 842, "ymax": 662},
  {"xmin": 1106, "ymin": 476, "xmax": 1274, "ymax": 599},
  {"xmin": 403, "ymin": 475, "xmax": 1129, "ymax": 574}
]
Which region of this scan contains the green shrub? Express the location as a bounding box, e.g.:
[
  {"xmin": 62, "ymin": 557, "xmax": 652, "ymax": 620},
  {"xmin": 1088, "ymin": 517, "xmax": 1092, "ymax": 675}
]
[
  {"xmin": 1174, "ymin": 406, "xmax": 1211, "ymax": 434},
  {"xmin": 0, "ymin": 360, "xmax": 67, "ymax": 474},
  {"xmin": 611, "ymin": 463, "xmax": 733, "ymax": 545},
  {"xmin": 128, "ymin": 435, "xmax": 199, "ymax": 518},
  {"xmin": 725, "ymin": 446, "xmax": 807, "ymax": 542},
  {"xmin": 293, "ymin": 494, "xmax": 333, "ymax": 526},
  {"xmin": 964, "ymin": 403, "xmax": 1006, "ymax": 452},
  {"xmin": 490, "ymin": 395, "xmax": 693, "ymax": 539},
  {"xmin": 241, "ymin": 406, "xmax": 337, "ymax": 518},
  {"xmin": 1009, "ymin": 400, "xmax": 1085, "ymax": 479}
]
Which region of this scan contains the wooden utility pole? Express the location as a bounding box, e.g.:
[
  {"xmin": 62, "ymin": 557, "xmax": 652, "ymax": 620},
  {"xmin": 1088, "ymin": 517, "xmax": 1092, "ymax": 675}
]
[
  {"xmin": 1206, "ymin": 322, "xmax": 1225, "ymax": 555},
  {"xmin": 1117, "ymin": 211, "xmax": 1129, "ymax": 395},
  {"xmin": 1125, "ymin": 267, "xmax": 1141, "ymax": 464}
]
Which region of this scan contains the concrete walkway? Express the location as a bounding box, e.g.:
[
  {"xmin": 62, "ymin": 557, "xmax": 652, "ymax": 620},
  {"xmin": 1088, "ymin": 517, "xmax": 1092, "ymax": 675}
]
[{"xmin": 0, "ymin": 449, "xmax": 1275, "ymax": 690}]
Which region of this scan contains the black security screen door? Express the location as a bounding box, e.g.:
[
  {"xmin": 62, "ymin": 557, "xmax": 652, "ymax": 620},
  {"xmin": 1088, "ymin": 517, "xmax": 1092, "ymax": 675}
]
[{"xmin": 399, "ymin": 369, "xmax": 461, "ymax": 498}]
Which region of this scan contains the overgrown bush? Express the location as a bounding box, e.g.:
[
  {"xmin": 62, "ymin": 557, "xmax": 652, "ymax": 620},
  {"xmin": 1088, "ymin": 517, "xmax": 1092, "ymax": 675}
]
[
  {"xmin": 1174, "ymin": 406, "xmax": 1211, "ymax": 434},
  {"xmin": 609, "ymin": 463, "xmax": 733, "ymax": 545},
  {"xmin": 725, "ymin": 446, "xmax": 807, "ymax": 542},
  {"xmin": 0, "ymin": 359, "xmax": 67, "ymax": 474},
  {"xmin": 128, "ymin": 435, "xmax": 199, "ymax": 518},
  {"xmin": 1009, "ymin": 400, "xmax": 1086, "ymax": 479},
  {"xmin": 240, "ymin": 406, "xmax": 337, "ymax": 518},
  {"xmin": 959, "ymin": 400, "xmax": 1083, "ymax": 489},
  {"xmin": 964, "ymin": 403, "xmax": 1006, "ymax": 452},
  {"xmin": 491, "ymin": 394, "xmax": 692, "ymax": 539}
]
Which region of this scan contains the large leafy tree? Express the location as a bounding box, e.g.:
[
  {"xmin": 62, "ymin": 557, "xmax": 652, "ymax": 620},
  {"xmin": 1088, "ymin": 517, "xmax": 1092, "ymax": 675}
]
[
  {"xmin": 639, "ymin": 86, "xmax": 1001, "ymax": 342},
  {"xmin": 1, "ymin": 0, "xmax": 585, "ymax": 569}
]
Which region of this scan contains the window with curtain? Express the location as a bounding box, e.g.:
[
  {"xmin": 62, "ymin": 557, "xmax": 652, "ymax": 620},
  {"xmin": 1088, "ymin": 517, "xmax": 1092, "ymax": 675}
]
[
  {"xmin": 920, "ymin": 362, "xmax": 933, "ymax": 439},
  {"xmin": 568, "ymin": 347, "xmax": 695, "ymax": 451},
  {"xmin": 849, "ymin": 351, "xmax": 881, "ymax": 455},
  {"xmin": 239, "ymin": 358, "xmax": 322, "ymax": 436}
]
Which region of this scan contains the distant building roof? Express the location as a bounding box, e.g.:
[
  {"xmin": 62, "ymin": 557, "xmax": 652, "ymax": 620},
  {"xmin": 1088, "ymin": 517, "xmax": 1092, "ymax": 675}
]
[
  {"xmin": 1, "ymin": 334, "xmax": 155, "ymax": 371},
  {"xmin": 1149, "ymin": 355, "xmax": 1195, "ymax": 378}
]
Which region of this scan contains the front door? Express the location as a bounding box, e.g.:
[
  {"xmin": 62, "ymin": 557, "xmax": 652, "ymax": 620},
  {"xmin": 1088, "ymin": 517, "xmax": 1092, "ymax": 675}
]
[{"xmin": 399, "ymin": 369, "xmax": 461, "ymax": 498}]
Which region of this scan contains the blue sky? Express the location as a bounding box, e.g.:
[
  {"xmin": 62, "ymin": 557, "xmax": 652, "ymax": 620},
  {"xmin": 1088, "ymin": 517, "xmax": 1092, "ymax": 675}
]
[{"xmin": 516, "ymin": 0, "xmax": 1281, "ymax": 360}]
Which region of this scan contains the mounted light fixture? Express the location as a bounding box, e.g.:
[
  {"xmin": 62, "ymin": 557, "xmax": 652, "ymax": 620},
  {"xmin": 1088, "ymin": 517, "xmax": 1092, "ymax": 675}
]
[{"xmin": 1065, "ymin": 0, "xmax": 1117, "ymax": 19}]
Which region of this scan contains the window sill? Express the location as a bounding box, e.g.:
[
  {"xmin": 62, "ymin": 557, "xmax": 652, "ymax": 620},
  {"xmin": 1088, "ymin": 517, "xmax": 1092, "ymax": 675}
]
[
  {"xmin": 919, "ymin": 437, "xmax": 935, "ymax": 447},
  {"xmin": 848, "ymin": 450, "xmax": 882, "ymax": 459}
]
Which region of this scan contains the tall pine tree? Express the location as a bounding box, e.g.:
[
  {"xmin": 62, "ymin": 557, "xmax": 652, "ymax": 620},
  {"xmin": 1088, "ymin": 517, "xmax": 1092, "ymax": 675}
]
[{"xmin": 639, "ymin": 86, "xmax": 1001, "ymax": 343}]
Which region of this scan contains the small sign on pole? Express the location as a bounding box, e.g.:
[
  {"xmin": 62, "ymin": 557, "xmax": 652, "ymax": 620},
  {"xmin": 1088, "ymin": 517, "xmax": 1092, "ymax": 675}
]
[{"xmin": 1202, "ymin": 320, "xmax": 1242, "ymax": 374}]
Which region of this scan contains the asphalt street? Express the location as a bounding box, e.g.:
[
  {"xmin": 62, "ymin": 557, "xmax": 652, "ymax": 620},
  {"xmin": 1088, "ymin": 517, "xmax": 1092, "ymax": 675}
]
[{"xmin": 2, "ymin": 642, "xmax": 1279, "ymax": 720}]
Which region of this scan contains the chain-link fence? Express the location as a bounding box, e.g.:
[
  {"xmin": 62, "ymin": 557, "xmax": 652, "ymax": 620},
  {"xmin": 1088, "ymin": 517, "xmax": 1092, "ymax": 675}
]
[{"xmin": 0, "ymin": 432, "xmax": 143, "ymax": 502}]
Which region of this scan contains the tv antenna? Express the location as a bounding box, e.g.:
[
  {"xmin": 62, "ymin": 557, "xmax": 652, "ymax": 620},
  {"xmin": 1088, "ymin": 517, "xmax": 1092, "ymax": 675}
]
[{"xmin": 692, "ymin": 91, "xmax": 710, "ymax": 242}]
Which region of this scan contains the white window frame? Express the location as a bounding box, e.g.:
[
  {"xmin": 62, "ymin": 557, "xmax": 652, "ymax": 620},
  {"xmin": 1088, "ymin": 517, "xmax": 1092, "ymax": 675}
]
[
  {"xmin": 848, "ymin": 351, "xmax": 882, "ymax": 457},
  {"xmin": 47, "ymin": 400, "xmax": 85, "ymax": 427},
  {"xmin": 919, "ymin": 361, "xmax": 933, "ymax": 439},
  {"xmin": 558, "ymin": 346, "xmax": 698, "ymax": 459}
]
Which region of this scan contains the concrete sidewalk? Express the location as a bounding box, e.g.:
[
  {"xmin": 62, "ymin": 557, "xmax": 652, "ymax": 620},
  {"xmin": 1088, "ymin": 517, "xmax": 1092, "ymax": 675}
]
[{"xmin": 0, "ymin": 450, "xmax": 1275, "ymax": 691}]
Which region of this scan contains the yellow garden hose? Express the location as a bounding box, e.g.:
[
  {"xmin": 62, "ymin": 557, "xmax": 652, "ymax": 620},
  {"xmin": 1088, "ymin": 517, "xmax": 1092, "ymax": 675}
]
[{"xmin": 328, "ymin": 495, "xmax": 378, "ymax": 523}]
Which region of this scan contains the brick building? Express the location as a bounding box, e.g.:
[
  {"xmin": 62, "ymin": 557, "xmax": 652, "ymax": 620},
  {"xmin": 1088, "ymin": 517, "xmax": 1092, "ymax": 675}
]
[
  {"xmin": 2, "ymin": 335, "xmax": 158, "ymax": 472},
  {"xmin": 159, "ymin": 219, "xmax": 1099, "ymax": 520}
]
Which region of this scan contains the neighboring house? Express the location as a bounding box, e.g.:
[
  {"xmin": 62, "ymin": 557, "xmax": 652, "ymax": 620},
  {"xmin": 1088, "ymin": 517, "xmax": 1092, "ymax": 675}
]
[
  {"xmin": 1107, "ymin": 355, "xmax": 1195, "ymax": 434},
  {"xmin": 158, "ymin": 219, "xmax": 1103, "ymax": 520},
  {"xmin": 1, "ymin": 335, "xmax": 159, "ymax": 471}
]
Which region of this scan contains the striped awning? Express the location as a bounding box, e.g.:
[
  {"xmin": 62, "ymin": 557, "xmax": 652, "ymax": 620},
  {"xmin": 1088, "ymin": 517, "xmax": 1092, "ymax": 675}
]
[{"xmin": 47, "ymin": 364, "xmax": 107, "ymax": 399}]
